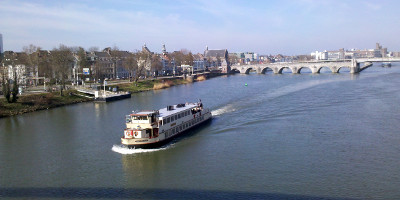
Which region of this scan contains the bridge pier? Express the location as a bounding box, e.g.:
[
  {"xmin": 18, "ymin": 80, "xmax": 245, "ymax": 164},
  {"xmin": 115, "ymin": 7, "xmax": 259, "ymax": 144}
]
[{"xmin": 350, "ymin": 59, "xmax": 360, "ymax": 74}]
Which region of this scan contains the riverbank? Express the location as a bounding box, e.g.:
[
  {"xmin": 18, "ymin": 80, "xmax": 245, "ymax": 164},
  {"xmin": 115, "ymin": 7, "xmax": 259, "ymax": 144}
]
[
  {"xmin": 0, "ymin": 74, "xmax": 215, "ymax": 118},
  {"xmin": 0, "ymin": 90, "xmax": 92, "ymax": 118}
]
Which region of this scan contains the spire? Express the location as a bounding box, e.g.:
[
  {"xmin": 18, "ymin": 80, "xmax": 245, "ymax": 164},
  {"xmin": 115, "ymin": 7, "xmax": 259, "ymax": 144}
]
[{"xmin": 162, "ymin": 44, "xmax": 166, "ymax": 54}]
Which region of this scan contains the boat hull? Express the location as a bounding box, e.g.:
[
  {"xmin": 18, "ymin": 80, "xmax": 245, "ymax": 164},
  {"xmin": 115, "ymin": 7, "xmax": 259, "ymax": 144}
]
[{"xmin": 123, "ymin": 117, "xmax": 212, "ymax": 149}]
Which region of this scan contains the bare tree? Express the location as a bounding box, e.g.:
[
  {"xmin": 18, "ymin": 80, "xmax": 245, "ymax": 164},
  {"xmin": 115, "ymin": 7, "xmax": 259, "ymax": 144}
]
[
  {"xmin": 51, "ymin": 44, "xmax": 74, "ymax": 95},
  {"xmin": 123, "ymin": 52, "xmax": 138, "ymax": 82},
  {"xmin": 88, "ymin": 46, "xmax": 99, "ymax": 52},
  {"xmin": 23, "ymin": 45, "xmax": 41, "ymax": 85},
  {"xmin": 77, "ymin": 47, "xmax": 89, "ymax": 82},
  {"xmin": 151, "ymin": 54, "xmax": 163, "ymax": 77},
  {"xmin": 228, "ymin": 54, "xmax": 239, "ymax": 65},
  {"xmin": 37, "ymin": 49, "xmax": 52, "ymax": 80},
  {"xmin": 170, "ymin": 51, "xmax": 184, "ymax": 67},
  {"xmin": 184, "ymin": 52, "xmax": 194, "ymax": 66},
  {"xmin": 180, "ymin": 48, "xmax": 190, "ymax": 55}
]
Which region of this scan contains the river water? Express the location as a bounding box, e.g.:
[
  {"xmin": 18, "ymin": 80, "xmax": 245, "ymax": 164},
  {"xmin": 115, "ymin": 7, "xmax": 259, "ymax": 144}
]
[{"xmin": 1, "ymin": 64, "xmax": 400, "ymax": 199}]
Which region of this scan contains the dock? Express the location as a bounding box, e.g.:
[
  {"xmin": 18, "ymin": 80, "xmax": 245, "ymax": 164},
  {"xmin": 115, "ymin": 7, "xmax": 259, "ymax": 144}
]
[{"xmin": 76, "ymin": 87, "xmax": 131, "ymax": 102}]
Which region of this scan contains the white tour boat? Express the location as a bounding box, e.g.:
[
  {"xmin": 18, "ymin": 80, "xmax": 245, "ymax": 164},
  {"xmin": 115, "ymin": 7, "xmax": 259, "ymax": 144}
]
[{"xmin": 121, "ymin": 102, "xmax": 212, "ymax": 148}]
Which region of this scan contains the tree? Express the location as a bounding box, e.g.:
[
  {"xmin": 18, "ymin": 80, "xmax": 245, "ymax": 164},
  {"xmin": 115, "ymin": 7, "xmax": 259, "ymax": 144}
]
[
  {"xmin": 11, "ymin": 71, "xmax": 18, "ymax": 102},
  {"xmin": 51, "ymin": 44, "xmax": 74, "ymax": 95},
  {"xmin": 2, "ymin": 70, "xmax": 11, "ymax": 103},
  {"xmin": 151, "ymin": 54, "xmax": 163, "ymax": 77},
  {"xmin": 37, "ymin": 49, "xmax": 52, "ymax": 82},
  {"xmin": 88, "ymin": 46, "xmax": 99, "ymax": 52},
  {"xmin": 123, "ymin": 53, "xmax": 138, "ymax": 82},
  {"xmin": 170, "ymin": 51, "xmax": 184, "ymax": 67},
  {"xmin": 228, "ymin": 54, "xmax": 239, "ymax": 65},
  {"xmin": 77, "ymin": 47, "xmax": 89, "ymax": 83},
  {"xmin": 23, "ymin": 45, "xmax": 41, "ymax": 85},
  {"xmin": 2, "ymin": 52, "xmax": 16, "ymax": 103},
  {"xmin": 109, "ymin": 46, "xmax": 122, "ymax": 79},
  {"xmin": 184, "ymin": 52, "xmax": 194, "ymax": 66}
]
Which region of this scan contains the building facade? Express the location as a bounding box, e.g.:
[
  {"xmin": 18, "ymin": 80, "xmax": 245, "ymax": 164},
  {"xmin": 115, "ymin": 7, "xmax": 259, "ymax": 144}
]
[
  {"xmin": 203, "ymin": 46, "xmax": 230, "ymax": 73},
  {"xmin": 311, "ymin": 43, "xmax": 390, "ymax": 60},
  {"xmin": 0, "ymin": 33, "xmax": 3, "ymax": 54}
]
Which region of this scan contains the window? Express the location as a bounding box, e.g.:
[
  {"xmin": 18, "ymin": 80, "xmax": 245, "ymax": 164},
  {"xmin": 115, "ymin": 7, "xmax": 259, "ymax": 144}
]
[
  {"xmin": 175, "ymin": 115, "xmax": 178, "ymax": 120},
  {"xmin": 167, "ymin": 117, "xmax": 170, "ymax": 123},
  {"xmin": 178, "ymin": 113, "xmax": 181, "ymax": 118},
  {"xmin": 171, "ymin": 116, "xmax": 174, "ymax": 122}
]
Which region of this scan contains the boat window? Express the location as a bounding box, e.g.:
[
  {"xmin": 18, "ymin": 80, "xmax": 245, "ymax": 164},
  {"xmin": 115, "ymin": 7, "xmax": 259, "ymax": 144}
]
[
  {"xmin": 126, "ymin": 115, "xmax": 132, "ymax": 123},
  {"xmin": 178, "ymin": 113, "xmax": 181, "ymax": 118},
  {"xmin": 171, "ymin": 116, "xmax": 174, "ymax": 122},
  {"xmin": 133, "ymin": 116, "xmax": 148, "ymax": 120},
  {"xmin": 175, "ymin": 115, "xmax": 178, "ymax": 120}
]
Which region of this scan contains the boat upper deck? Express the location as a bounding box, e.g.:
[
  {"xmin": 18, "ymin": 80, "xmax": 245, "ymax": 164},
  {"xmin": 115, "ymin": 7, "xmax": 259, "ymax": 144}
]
[
  {"xmin": 158, "ymin": 104, "xmax": 198, "ymax": 118},
  {"xmin": 130, "ymin": 103, "xmax": 199, "ymax": 118}
]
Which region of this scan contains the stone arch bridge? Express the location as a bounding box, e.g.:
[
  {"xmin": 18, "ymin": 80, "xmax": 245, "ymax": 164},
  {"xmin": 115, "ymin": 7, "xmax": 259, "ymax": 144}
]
[{"xmin": 230, "ymin": 60, "xmax": 372, "ymax": 74}]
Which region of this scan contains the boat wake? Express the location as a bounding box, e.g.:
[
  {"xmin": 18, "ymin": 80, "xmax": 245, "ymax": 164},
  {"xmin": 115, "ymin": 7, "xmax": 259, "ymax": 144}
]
[
  {"xmin": 211, "ymin": 104, "xmax": 236, "ymax": 116},
  {"xmin": 264, "ymin": 79, "xmax": 338, "ymax": 100},
  {"xmin": 210, "ymin": 79, "xmax": 347, "ymax": 117},
  {"xmin": 111, "ymin": 144, "xmax": 170, "ymax": 154}
]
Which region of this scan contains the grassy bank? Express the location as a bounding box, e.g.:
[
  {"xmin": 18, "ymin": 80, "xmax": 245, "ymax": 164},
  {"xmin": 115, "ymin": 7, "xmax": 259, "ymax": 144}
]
[
  {"xmin": 0, "ymin": 90, "xmax": 92, "ymax": 118},
  {"xmin": 118, "ymin": 78, "xmax": 191, "ymax": 93}
]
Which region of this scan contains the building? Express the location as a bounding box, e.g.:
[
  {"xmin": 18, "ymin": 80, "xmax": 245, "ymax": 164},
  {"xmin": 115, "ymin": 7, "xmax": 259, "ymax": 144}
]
[
  {"xmin": 193, "ymin": 53, "xmax": 206, "ymax": 72},
  {"xmin": 311, "ymin": 43, "xmax": 389, "ymax": 60},
  {"xmin": 160, "ymin": 44, "xmax": 176, "ymax": 75},
  {"xmin": 91, "ymin": 51, "xmax": 113, "ymax": 80},
  {"xmin": 311, "ymin": 51, "xmax": 328, "ymax": 60},
  {"xmin": 2, "ymin": 51, "xmax": 27, "ymax": 85},
  {"xmin": 203, "ymin": 46, "xmax": 230, "ymax": 73},
  {"xmin": 139, "ymin": 44, "xmax": 154, "ymax": 77},
  {"xmin": 0, "ymin": 33, "xmax": 3, "ymax": 54}
]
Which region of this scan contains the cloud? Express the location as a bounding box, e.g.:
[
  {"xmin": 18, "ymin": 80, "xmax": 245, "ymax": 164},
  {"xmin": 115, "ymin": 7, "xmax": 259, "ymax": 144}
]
[{"xmin": 0, "ymin": 0, "xmax": 399, "ymax": 54}]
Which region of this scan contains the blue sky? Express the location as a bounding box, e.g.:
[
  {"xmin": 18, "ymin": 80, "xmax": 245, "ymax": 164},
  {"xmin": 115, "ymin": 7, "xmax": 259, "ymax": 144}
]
[{"xmin": 1, "ymin": 0, "xmax": 399, "ymax": 55}]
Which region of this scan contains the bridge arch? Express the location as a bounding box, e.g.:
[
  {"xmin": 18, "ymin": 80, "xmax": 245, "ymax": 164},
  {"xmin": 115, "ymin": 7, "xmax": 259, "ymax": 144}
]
[
  {"xmin": 230, "ymin": 68, "xmax": 240, "ymax": 74},
  {"xmin": 337, "ymin": 66, "xmax": 350, "ymax": 73},
  {"xmin": 297, "ymin": 66, "xmax": 313, "ymax": 74},
  {"xmin": 316, "ymin": 66, "xmax": 332, "ymax": 73},
  {"xmin": 278, "ymin": 67, "xmax": 292, "ymax": 74},
  {"xmin": 261, "ymin": 67, "xmax": 274, "ymax": 74},
  {"xmin": 244, "ymin": 68, "xmax": 253, "ymax": 74}
]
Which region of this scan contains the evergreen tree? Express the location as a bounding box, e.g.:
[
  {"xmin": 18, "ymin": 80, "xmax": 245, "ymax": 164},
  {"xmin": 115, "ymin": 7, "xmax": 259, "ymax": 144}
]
[
  {"xmin": 11, "ymin": 71, "xmax": 18, "ymax": 103},
  {"xmin": 3, "ymin": 79, "xmax": 11, "ymax": 103}
]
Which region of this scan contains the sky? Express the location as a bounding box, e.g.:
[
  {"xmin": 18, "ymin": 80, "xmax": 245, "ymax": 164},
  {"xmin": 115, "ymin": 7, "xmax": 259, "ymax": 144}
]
[{"xmin": 1, "ymin": 0, "xmax": 399, "ymax": 55}]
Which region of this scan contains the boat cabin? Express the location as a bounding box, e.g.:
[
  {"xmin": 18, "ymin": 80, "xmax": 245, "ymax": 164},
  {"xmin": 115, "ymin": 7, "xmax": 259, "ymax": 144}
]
[{"xmin": 126, "ymin": 111, "xmax": 159, "ymax": 124}]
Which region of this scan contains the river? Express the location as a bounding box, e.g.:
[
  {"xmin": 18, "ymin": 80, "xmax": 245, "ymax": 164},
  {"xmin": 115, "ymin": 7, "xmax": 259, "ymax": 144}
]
[{"xmin": 1, "ymin": 64, "xmax": 400, "ymax": 199}]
